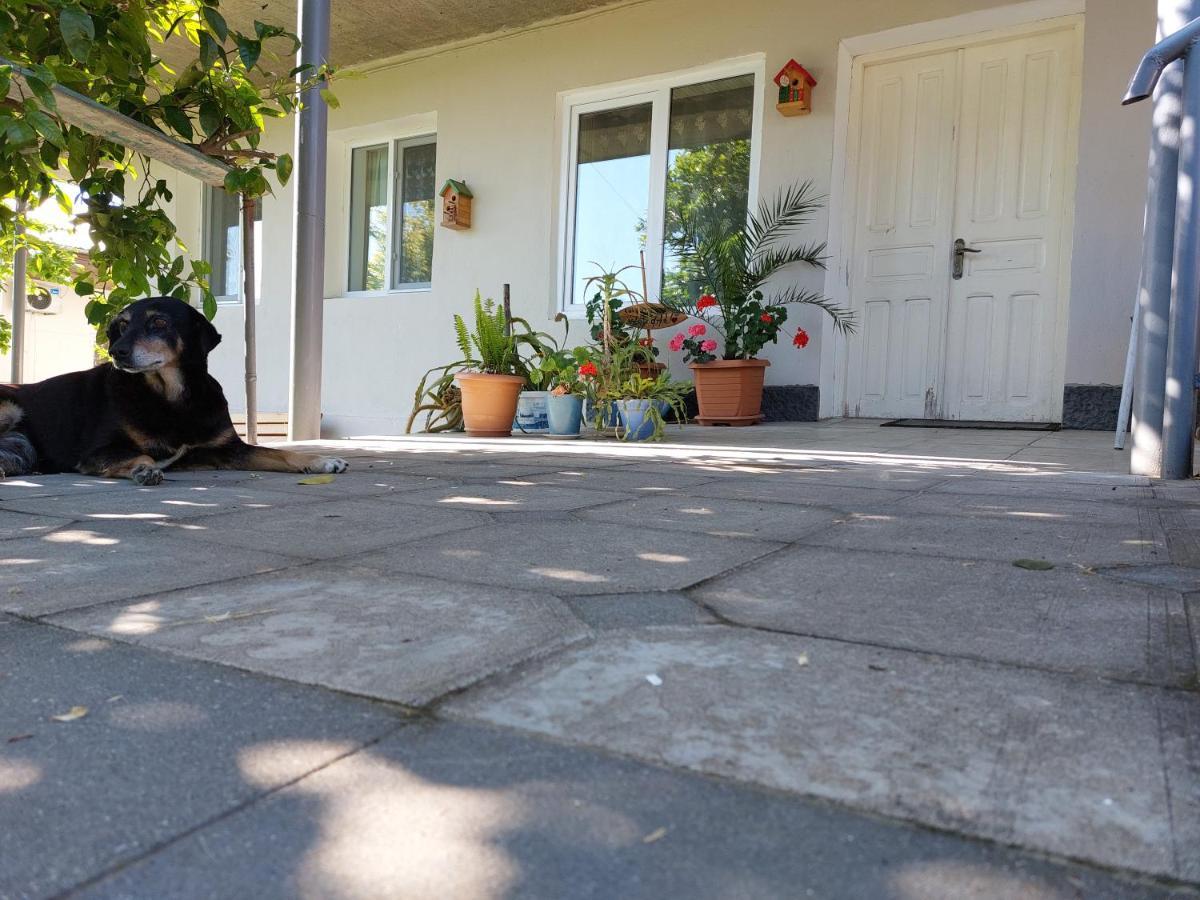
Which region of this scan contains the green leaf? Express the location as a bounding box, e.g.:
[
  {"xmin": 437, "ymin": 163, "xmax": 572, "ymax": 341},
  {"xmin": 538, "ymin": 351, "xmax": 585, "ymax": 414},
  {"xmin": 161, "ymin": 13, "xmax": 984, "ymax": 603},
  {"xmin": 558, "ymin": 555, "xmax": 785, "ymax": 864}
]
[
  {"xmin": 58, "ymin": 7, "xmax": 95, "ymax": 62},
  {"xmin": 198, "ymin": 100, "xmax": 222, "ymax": 137},
  {"xmin": 5, "ymin": 119, "xmax": 35, "ymax": 147},
  {"xmin": 25, "ymin": 110, "xmax": 64, "ymax": 147},
  {"xmin": 275, "ymin": 153, "xmax": 293, "ymax": 186},
  {"xmin": 39, "ymin": 140, "xmax": 60, "ymax": 167},
  {"xmin": 23, "ymin": 75, "xmax": 56, "ymax": 111},
  {"xmin": 235, "ymin": 37, "xmax": 261, "ymax": 69},
  {"xmin": 199, "ymin": 31, "xmax": 220, "ymax": 69},
  {"xmin": 202, "ymin": 291, "xmax": 217, "ymax": 320},
  {"xmin": 319, "ymin": 88, "xmax": 339, "ymax": 109},
  {"xmin": 75, "ymin": 280, "xmax": 94, "ymax": 296},
  {"xmin": 162, "ymin": 105, "xmax": 193, "ymax": 140},
  {"xmin": 201, "ymin": 6, "xmax": 228, "ymax": 42}
]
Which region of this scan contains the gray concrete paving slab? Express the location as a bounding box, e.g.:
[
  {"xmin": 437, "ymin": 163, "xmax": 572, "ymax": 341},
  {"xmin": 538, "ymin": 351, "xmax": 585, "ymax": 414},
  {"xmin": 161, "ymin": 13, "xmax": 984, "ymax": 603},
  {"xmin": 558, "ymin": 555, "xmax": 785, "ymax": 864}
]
[
  {"xmin": 446, "ymin": 626, "xmax": 1198, "ymax": 879},
  {"xmin": 804, "ymin": 509, "xmax": 1168, "ymax": 567},
  {"xmin": 894, "ymin": 489, "xmax": 1164, "ymax": 526},
  {"xmin": 0, "ymin": 473, "xmax": 126, "ymax": 500},
  {"xmin": 0, "ymin": 510, "xmax": 73, "ymax": 541},
  {"xmin": 0, "ymin": 482, "xmax": 327, "ymax": 523},
  {"xmin": 577, "ymin": 493, "xmax": 840, "ymax": 540},
  {"xmin": 0, "ymin": 522, "xmax": 294, "ymax": 617},
  {"xmin": 1097, "ymin": 564, "xmax": 1200, "ymax": 593},
  {"xmin": 930, "ymin": 474, "xmax": 1153, "ymax": 500},
  {"xmin": 690, "ymin": 546, "xmax": 1195, "ymax": 686},
  {"xmin": 75, "ymin": 718, "xmax": 1185, "ymax": 900},
  {"xmin": 0, "ymin": 618, "xmax": 403, "ymax": 900},
  {"xmin": 563, "ymin": 592, "xmax": 718, "ymax": 630},
  {"xmin": 51, "ymin": 565, "xmax": 589, "ymax": 707},
  {"xmin": 690, "ymin": 477, "xmax": 914, "ymax": 511},
  {"xmin": 504, "ymin": 467, "xmax": 723, "ymax": 493},
  {"xmin": 223, "ymin": 470, "xmax": 452, "ymax": 497},
  {"xmin": 351, "ymin": 520, "xmax": 783, "ymax": 596},
  {"xmin": 383, "ymin": 481, "xmax": 631, "ymax": 512},
  {"xmin": 149, "ymin": 496, "xmax": 491, "ymax": 559}
]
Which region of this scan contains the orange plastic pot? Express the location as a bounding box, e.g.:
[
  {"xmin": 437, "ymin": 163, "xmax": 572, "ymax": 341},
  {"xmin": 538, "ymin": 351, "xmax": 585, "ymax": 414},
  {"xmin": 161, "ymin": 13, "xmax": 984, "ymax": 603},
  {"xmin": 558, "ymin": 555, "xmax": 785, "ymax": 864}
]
[
  {"xmin": 455, "ymin": 371, "xmax": 525, "ymax": 437},
  {"xmin": 689, "ymin": 358, "xmax": 770, "ymax": 426}
]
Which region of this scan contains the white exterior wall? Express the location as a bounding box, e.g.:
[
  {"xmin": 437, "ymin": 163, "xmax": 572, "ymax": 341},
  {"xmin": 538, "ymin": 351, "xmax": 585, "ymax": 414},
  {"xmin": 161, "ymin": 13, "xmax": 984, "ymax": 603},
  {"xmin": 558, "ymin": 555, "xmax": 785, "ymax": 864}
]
[{"xmin": 171, "ymin": 0, "xmax": 1153, "ymax": 435}]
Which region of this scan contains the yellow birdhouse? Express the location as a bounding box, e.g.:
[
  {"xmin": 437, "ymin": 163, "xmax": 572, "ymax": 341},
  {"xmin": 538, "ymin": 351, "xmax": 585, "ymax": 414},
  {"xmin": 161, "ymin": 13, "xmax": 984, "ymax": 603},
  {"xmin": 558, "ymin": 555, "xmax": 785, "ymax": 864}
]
[
  {"xmin": 774, "ymin": 60, "xmax": 817, "ymax": 117},
  {"xmin": 439, "ymin": 179, "xmax": 473, "ymax": 230}
]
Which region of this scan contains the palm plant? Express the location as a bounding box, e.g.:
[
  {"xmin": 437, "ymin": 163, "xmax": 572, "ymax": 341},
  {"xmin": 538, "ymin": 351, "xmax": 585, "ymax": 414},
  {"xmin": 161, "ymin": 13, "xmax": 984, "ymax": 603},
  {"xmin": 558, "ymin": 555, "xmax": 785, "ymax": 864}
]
[{"xmin": 664, "ymin": 182, "xmax": 855, "ymax": 360}]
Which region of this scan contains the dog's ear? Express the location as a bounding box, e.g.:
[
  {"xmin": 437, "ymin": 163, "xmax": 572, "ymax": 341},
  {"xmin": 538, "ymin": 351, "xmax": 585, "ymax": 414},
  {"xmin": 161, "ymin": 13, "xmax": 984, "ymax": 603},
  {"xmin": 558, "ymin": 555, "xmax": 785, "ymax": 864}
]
[
  {"xmin": 199, "ymin": 317, "xmax": 222, "ymax": 355},
  {"xmin": 186, "ymin": 304, "xmax": 222, "ymax": 357}
]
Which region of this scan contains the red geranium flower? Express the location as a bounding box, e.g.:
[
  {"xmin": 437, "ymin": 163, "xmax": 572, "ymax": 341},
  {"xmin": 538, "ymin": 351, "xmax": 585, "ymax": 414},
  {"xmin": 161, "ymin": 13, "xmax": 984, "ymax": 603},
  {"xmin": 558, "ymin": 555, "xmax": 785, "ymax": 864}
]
[
  {"xmin": 638, "ymin": 337, "xmax": 654, "ymax": 347},
  {"xmin": 578, "ymin": 361, "xmax": 598, "ymax": 377},
  {"xmin": 688, "ymin": 323, "xmax": 707, "ymax": 337},
  {"xmin": 793, "ymin": 328, "xmax": 810, "ymax": 349},
  {"xmin": 697, "ymin": 294, "xmax": 718, "ymax": 310},
  {"xmin": 668, "ymin": 333, "xmax": 685, "ymax": 352},
  {"xmin": 760, "ymin": 313, "xmax": 773, "ymax": 323}
]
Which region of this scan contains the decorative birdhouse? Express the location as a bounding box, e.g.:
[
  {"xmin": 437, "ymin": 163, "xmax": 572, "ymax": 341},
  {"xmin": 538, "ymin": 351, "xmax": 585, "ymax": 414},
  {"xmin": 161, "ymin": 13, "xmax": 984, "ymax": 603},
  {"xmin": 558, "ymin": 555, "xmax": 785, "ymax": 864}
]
[
  {"xmin": 774, "ymin": 60, "xmax": 817, "ymax": 117},
  {"xmin": 439, "ymin": 179, "xmax": 473, "ymax": 230}
]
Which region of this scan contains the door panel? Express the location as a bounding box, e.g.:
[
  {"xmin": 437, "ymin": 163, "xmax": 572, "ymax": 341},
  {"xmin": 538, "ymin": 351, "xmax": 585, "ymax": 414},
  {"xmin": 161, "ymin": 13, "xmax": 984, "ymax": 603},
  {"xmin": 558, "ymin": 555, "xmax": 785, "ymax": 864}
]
[
  {"xmin": 845, "ymin": 50, "xmax": 959, "ymax": 418},
  {"xmin": 943, "ymin": 29, "xmax": 1077, "ymax": 421},
  {"xmin": 844, "ymin": 24, "xmax": 1079, "ymax": 422}
]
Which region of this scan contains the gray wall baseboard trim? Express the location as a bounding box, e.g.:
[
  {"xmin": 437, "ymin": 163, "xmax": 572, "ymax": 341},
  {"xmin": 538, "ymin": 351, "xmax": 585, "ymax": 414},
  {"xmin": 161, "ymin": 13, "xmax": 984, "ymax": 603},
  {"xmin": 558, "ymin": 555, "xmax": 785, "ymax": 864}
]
[{"xmin": 1062, "ymin": 384, "xmax": 1121, "ymax": 431}]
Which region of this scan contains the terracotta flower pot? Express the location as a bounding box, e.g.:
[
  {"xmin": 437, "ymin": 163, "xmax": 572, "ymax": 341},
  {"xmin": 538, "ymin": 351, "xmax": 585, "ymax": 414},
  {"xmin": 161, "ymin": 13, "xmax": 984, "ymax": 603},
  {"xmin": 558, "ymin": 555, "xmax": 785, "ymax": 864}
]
[
  {"xmin": 455, "ymin": 371, "xmax": 525, "ymax": 437},
  {"xmin": 689, "ymin": 358, "xmax": 770, "ymax": 426},
  {"xmin": 635, "ymin": 360, "xmax": 666, "ymax": 381}
]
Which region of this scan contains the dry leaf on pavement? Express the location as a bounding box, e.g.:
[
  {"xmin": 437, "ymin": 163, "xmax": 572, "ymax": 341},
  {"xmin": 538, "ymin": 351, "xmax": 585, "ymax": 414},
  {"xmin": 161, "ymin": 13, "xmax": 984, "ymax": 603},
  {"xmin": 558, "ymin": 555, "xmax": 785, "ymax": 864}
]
[{"xmin": 50, "ymin": 706, "xmax": 88, "ymax": 722}]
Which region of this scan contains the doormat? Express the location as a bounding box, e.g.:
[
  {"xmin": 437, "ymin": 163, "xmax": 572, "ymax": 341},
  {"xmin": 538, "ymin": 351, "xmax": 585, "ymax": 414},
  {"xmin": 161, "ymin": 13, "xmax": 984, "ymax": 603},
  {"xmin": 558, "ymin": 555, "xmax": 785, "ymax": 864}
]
[{"xmin": 881, "ymin": 419, "xmax": 1060, "ymax": 431}]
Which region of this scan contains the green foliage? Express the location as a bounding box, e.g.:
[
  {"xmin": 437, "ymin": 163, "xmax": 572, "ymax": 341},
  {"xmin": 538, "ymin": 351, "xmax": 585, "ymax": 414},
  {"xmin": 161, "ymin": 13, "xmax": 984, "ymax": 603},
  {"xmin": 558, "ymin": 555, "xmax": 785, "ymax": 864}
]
[
  {"xmin": 0, "ymin": 313, "xmax": 10, "ymax": 355},
  {"xmin": 0, "ymin": 1, "xmax": 336, "ymax": 335},
  {"xmin": 527, "ymin": 345, "xmax": 594, "ymax": 396},
  {"xmin": 406, "ymin": 362, "xmax": 463, "ymax": 434},
  {"xmin": 581, "ymin": 263, "xmax": 656, "ymax": 366},
  {"xmin": 585, "ymin": 339, "xmax": 690, "ymax": 442},
  {"xmin": 454, "ymin": 290, "xmax": 518, "ymax": 375},
  {"xmin": 664, "ymin": 182, "xmax": 855, "ymax": 360}
]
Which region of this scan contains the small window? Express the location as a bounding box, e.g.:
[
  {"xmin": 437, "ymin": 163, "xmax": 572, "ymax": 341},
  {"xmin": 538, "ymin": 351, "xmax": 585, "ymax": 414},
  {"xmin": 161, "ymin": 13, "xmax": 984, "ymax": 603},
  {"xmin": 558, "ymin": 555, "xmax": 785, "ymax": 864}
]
[
  {"xmin": 561, "ymin": 70, "xmax": 756, "ymax": 311},
  {"xmin": 348, "ymin": 136, "xmax": 437, "ymax": 292},
  {"xmin": 203, "ymin": 186, "xmax": 262, "ymax": 304}
]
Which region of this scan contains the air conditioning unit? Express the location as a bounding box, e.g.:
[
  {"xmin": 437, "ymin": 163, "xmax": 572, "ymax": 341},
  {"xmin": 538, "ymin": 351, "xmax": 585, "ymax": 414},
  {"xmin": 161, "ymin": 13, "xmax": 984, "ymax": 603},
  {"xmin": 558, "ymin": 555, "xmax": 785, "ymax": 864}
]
[{"xmin": 26, "ymin": 287, "xmax": 63, "ymax": 315}]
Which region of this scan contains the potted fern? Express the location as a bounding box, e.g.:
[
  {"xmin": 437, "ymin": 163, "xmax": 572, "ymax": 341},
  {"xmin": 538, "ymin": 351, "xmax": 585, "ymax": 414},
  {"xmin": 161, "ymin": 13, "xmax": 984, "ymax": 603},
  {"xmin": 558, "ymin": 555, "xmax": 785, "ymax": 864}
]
[
  {"xmin": 454, "ymin": 291, "xmax": 525, "ymax": 437},
  {"xmin": 664, "ymin": 182, "xmax": 855, "ymax": 425}
]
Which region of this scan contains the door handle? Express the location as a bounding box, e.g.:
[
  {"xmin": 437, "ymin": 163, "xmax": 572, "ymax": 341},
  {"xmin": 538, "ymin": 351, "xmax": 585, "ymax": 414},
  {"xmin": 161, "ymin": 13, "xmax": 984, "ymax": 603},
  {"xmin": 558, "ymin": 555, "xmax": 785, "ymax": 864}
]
[{"xmin": 952, "ymin": 238, "xmax": 982, "ymax": 280}]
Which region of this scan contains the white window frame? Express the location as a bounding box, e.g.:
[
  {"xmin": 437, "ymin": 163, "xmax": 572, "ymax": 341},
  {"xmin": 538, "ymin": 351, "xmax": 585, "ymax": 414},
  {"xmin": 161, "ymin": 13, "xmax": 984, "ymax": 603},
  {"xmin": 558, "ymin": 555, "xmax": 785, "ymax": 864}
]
[
  {"xmin": 345, "ymin": 133, "xmax": 437, "ymax": 296},
  {"xmin": 555, "ymin": 55, "xmax": 765, "ymax": 317},
  {"xmin": 201, "ymin": 185, "xmax": 262, "ymax": 306}
]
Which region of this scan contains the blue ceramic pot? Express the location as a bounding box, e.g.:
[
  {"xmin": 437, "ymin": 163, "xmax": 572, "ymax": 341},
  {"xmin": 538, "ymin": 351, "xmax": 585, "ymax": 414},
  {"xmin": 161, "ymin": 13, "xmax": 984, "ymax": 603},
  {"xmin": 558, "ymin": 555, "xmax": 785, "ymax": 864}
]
[
  {"xmin": 546, "ymin": 393, "xmax": 584, "ymax": 438},
  {"xmin": 513, "ymin": 390, "xmax": 549, "ymax": 433},
  {"xmin": 616, "ymin": 399, "xmax": 657, "ymax": 442},
  {"xmin": 585, "ymin": 399, "xmax": 620, "ymax": 430}
]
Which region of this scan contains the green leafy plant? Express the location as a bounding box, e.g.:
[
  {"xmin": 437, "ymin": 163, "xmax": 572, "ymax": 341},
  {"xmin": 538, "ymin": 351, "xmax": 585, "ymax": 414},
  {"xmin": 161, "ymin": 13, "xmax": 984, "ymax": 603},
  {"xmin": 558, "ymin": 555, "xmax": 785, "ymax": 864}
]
[
  {"xmin": 0, "ymin": 0, "xmax": 336, "ymax": 333},
  {"xmin": 663, "ymin": 182, "xmax": 855, "ymax": 360},
  {"xmin": 528, "ymin": 346, "xmax": 595, "ymax": 396},
  {"xmin": 454, "ymin": 290, "xmax": 519, "ymax": 374},
  {"xmin": 581, "ymin": 263, "xmax": 658, "ymax": 364},
  {"xmin": 585, "ymin": 340, "xmax": 690, "ymax": 442},
  {"xmin": 407, "ymin": 291, "xmax": 566, "ymax": 432}
]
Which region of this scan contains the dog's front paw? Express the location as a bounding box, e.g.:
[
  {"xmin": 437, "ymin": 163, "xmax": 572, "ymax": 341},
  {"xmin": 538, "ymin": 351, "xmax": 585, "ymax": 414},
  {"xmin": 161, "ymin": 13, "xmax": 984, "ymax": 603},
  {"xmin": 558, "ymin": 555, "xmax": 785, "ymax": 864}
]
[
  {"xmin": 303, "ymin": 456, "xmax": 348, "ymax": 475},
  {"xmin": 131, "ymin": 463, "xmax": 164, "ymax": 486}
]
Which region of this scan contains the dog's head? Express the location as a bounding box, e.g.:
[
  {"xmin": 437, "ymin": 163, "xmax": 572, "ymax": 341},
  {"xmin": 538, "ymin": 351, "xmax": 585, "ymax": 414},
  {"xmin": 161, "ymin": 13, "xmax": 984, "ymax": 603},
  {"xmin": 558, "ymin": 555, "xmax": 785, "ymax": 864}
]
[{"xmin": 106, "ymin": 297, "xmax": 222, "ymax": 373}]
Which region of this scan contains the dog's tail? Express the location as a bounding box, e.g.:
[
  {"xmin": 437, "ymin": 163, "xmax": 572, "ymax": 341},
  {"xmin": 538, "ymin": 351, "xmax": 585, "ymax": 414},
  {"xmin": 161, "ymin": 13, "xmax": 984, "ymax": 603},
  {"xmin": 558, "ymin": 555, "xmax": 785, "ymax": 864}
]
[{"xmin": 0, "ymin": 399, "xmax": 36, "ymax": 477}]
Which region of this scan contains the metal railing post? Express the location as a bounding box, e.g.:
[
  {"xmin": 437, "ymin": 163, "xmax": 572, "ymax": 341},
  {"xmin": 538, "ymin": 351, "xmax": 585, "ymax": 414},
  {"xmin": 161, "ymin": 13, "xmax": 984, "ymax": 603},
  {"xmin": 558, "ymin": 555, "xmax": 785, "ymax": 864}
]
[
  {"xmin": 1124, "ymin": 8, "xmax": 1200, "ymax": 478},
  {"xmin": 8, "ymin": 210, "xmax": 26, "ymax": 384},
  {"xmin": 288, "ymin": 0, "xmax": 330, "ymax": 442},
  {"xmin": 1163, "ymin": 53, "xmax": 1200, "ymax": 477}
]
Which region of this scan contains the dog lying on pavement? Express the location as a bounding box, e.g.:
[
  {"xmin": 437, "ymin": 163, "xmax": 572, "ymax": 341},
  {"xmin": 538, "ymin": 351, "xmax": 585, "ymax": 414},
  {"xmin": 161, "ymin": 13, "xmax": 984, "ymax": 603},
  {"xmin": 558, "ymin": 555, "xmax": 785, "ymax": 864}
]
[{"xmin": 0, "ymin": 296, "xmax": 347, "ymax": 485}]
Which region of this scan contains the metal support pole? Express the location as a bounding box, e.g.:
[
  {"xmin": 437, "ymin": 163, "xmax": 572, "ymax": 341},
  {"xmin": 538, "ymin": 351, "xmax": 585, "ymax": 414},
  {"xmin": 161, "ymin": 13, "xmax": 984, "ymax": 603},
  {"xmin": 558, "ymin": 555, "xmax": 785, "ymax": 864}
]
[
  {"xmin": 1125, "ymin": 3, "xmax": 1200, "ymax": 477},
  {"xmin": 241, "ymin": 195, "xmax": 258, "ymax": 445},
  {"xmin": 8, "ymin": 211, "xmax": 26, "ymax": 384},
  {"xmin": 1163, "ymin": 55, "xmax": 1200, "ymax": 478},
  {"xmin": 287, "ymin": 0, "xmax": 330, "ymax": 441}
]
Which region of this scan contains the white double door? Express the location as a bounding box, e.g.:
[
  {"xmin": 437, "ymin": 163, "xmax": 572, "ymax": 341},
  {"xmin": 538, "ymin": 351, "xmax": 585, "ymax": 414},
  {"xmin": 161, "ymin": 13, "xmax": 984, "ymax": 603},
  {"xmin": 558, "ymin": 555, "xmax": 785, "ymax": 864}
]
[{"xmin": 845, "ymin": 24, "xmax": 1080, "ymax": 421}]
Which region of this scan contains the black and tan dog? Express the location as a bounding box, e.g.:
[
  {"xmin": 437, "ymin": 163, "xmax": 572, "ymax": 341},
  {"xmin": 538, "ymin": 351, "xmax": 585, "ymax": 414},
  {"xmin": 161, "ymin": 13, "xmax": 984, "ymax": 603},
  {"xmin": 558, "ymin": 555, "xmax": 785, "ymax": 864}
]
[{"xmin": 0, "ymin": 296, "xmax": 347, "ymax": 485}]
